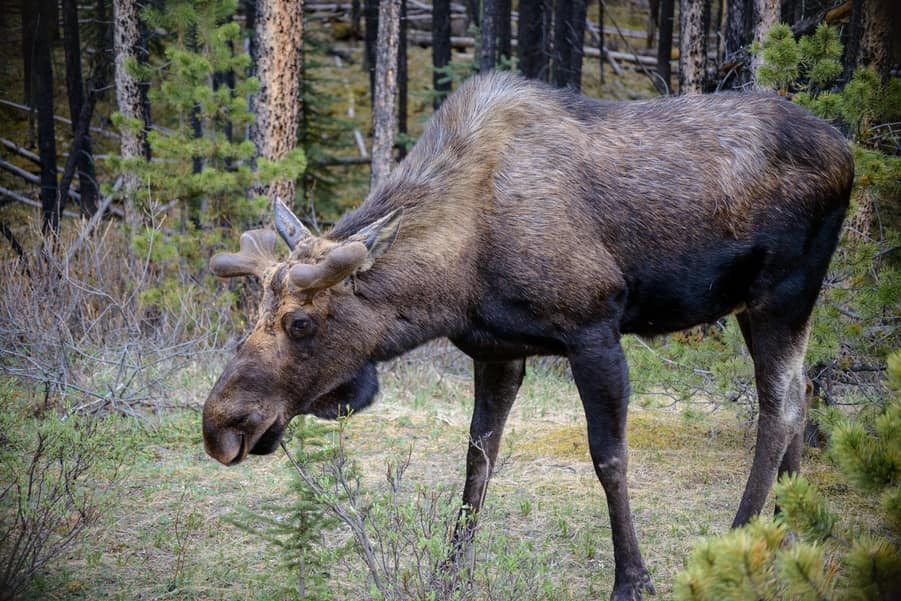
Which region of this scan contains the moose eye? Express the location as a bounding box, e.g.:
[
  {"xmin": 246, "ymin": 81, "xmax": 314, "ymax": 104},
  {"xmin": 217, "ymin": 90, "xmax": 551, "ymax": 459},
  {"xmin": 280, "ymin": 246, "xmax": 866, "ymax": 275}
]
[{"xmin": 282, "ymin": 312, "xmax": 316, "ymax": 340}]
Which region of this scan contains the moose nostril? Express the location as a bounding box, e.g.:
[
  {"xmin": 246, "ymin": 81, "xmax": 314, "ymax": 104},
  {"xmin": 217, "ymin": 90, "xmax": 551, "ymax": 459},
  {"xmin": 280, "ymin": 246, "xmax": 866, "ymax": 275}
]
[{"xmin": 226, "ymin": 433, "xmax": 246, "ymax": 466}]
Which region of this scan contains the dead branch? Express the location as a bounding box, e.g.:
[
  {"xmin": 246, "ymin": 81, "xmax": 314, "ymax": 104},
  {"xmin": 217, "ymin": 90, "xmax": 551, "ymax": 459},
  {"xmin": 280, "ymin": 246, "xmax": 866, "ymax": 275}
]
[{"xmin": 0, "ymin": 186, "xmax": 81, "ymax": 219}]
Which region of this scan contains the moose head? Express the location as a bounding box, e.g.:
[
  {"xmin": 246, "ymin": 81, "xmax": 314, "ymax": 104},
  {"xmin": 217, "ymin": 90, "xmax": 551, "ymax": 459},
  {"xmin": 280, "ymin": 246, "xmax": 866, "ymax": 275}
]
[{"xmin": 202, "ymin": 199, "xmax": 402, "ymax": 465}]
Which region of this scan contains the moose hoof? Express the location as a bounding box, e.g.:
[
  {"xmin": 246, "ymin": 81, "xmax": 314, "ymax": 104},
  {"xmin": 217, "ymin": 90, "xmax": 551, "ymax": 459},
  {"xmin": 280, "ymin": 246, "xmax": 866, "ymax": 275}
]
[{"xmin": 610, "ymin": 572, "xmax": 655, "ymax": 601}]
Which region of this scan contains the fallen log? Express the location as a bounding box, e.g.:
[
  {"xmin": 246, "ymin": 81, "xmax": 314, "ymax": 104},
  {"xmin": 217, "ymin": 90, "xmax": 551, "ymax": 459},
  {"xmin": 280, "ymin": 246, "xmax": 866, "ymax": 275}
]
[{"xmin": 0, "ymin": 186, "xmax": 81, "ymax": 218}]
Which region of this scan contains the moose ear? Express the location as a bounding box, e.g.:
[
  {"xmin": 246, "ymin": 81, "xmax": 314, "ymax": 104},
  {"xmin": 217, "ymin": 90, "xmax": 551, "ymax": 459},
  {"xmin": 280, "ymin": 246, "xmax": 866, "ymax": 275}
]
[
  {"xmin": 274, "ymin": 197, "xmax": 313, "ymax": 250},
  {"xmin": 351, "ymin": 208, "xmax": 403, "ymax": 264}
]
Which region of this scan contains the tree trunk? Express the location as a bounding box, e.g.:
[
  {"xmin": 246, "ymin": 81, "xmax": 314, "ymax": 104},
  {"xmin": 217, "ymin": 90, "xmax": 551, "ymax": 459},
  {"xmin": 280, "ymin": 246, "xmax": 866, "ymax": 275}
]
[
  {"xmin": 518, "ymin": 0, "xmax": 548, "ymax": 81},
  {"xmin": 480, "ymin": 0, "xmax": 497, "ymax": 72},
  {"xmin": 598, "ymin": 0, "xmax": 604, "ymax": 84},
  {"xmin": 750, "ymin": 0, "xmax": 779, "ymax": 88},
  {"xmin": 113, "ymin": 0, "xmax": 149, "ymax": 230},
  {"xmin": 432, "ymin": 0, "xmax": 451, "ymax": 107},
  {"xmin": 679, "ymin": 0, "xmax": 709, "ymax": 94},
  {"xmin": 497, "ymin": 0, "xmax": 512, "ymax": 63},
  {"xmin": 365, "ymin": 0, "xmax": 379, "ymax": 103},
  {"xmin": 724, "ymin": 0, "xmax": 753, "ymax": 88},
  {"xmin": 465, "ymin": 0, "xmax": 479, "ymax": 29},
  {"xmin": 397, "ymin": 0, "xmax": 407, "ymax": 159},
  {"xmin": 844, "ymin": 0, "xmax": 893, "ymax": 81},
  {"xmin": 24, "ymin": 0, "xmax": 60, "ymax": 234},
  {"xmin": 250, "ymin": 0, "xmax": 304, "ymax": 208},
  {"xmin": 371, "ymin": 0, "xmax": 399, "ymax": 186},
  {"xmin": 62, "ymin": 0, "xmax": 99, "ymax": 215},
  {"xmin": 647, "ymin": 0, "xmax": 659, "ymax": 50},
  {"xmin": 656, "ymin": 0, "xmax": 674, "ymax": 94},
  {"xmin": 21, "ymin": 0, "xmax": 36, "ymax": 147},
  {"xmin": 553, "ymin": 0, "xmax": 587, "ymax": 90},
  {"xmin": 351, "ymin": 0, "xmax": 361, "ymax": 38}
]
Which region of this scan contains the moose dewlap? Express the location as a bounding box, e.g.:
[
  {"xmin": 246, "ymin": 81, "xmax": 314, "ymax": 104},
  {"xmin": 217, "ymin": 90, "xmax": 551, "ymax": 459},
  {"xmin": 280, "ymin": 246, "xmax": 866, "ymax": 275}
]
[{"xmin": 203, "ymin": 72, "xmax": 853, "ymax": 600}]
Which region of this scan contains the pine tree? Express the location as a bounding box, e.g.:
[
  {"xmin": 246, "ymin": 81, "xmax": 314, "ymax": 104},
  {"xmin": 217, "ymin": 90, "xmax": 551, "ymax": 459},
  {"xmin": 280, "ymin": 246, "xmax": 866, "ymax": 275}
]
[
  {"xmin": 110, "ymin": 0, "xmax": 305, "ymax": 229},
  {"xmin": 227, "ymin": 416, "xmax": 343, "ymax": 600}
]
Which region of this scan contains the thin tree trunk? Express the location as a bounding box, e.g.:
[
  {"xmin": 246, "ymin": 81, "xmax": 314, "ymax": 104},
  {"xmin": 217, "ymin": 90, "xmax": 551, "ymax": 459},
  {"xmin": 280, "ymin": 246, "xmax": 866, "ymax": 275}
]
[
  {"xmin": 432, "ymin": 0, "xmax": 451, "ymax": 107},
  {"xmin": 371, "ymin": 0, "xmax": 399, "ymax": 186},
  {"xmin": 465, "ymin": 0, "xmax": 479, "ymax": 29},
  {"xmin": 497, "ymin": 0, "xmax": 512, "ymax": 63},
  {"xmin": 351, "ymin": 0, "xmax": 361, "ymax": 38},
  {"xmin": 397, "ymin": 0, "xmax": 407, "ymax": 159},
  {"xmin": 250, "ymin": 0, "xmax": 304, "ymax": 208},
  {"xmin": 21, "ymin": 0, "xmax": 35, "ymax": 145},
  {"xmin": 598, "ymin": 0, "xmax": 604, "ymax": 84},
  {"xmin": 113, "ymin": 0, "xmax": 149, "ymax": 230},
  {"xmin": 647, "ymin": 0, "xmax": 659, "ymax": 50},
  {"xmin": 62, "ymin": 0, "xmax": 99, "ymax": 215},
  {"xmin": 58, "ymin": 10, "xmax": 112, "ymax": 220},
  {"xmin": 24, "ymin": 0, "xmax": 60, "ymax": 234},
  {"xmin": 518, "ymin": 0, "xmax": 548, "ymax": 80},
  {"xmin": 724, "ymin": 0, "xmax": 753, "ymax": 88},
  {"xmin": 480, "ymin": 0, "xmax": 497, "ymax": 72},
  {"xmin": 365, "ymin": 0, "xmax": 379, "ymax": 104},
  {"xmin": 679, "ymin": 0, "xmax": 709, "ymax": 94},
  {"xmin": 656, "ymin": 0, "xmax": 674, "ymax": 94},
  {"xmin": 750, "ymin": 0, "xmax": 779, "ymax": 88},
  {"xmin": 844, "ymin": 0, "xmax": 893, "ymax": 81},
  {"xmin": 553, "ymin": 0, "xmax": 587, "ymax": 90}
]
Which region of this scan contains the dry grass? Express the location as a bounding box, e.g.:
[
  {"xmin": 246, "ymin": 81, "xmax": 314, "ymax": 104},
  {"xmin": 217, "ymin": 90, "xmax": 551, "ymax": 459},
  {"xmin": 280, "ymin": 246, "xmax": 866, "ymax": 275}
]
[{"xmin": 20, "ymin": 347, "xmax": 881, "ymax": 601}]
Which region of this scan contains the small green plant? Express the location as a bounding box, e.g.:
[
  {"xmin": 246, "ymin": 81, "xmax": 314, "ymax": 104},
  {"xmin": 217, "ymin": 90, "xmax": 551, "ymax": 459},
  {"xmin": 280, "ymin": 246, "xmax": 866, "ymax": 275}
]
[
  {"xmin": 228, "ymin": 416, "xmax": 344, "ymax": 600},
  {"xmin": 673, "ymin": 351, "xmax": 901, "ymax": 601},
  {"xmin": 0, "ymin": 395, "xmax": 125, "ymax": 600}
]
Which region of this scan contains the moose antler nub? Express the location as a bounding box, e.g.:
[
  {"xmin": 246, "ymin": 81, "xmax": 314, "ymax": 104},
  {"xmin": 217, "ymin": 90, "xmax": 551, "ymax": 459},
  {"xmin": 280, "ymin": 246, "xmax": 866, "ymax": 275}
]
[
  {"xmin": 210, "ymin": 229, "xmax": 278, "ymax": 278},
  {"xmin": 289, "ymin": 241, "xmax": 368, "ymax": 291}
]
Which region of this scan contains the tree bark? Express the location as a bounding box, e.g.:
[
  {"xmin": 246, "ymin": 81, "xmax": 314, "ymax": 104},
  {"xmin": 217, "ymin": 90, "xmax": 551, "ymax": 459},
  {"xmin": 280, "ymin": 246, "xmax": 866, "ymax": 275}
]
[
  {"xmin": 480, "ymin": 0, "xmax": 497, "ymax": 72},
  {"xmin": 113, "ymin": 0, "xmax": 150, "ymax": 230},
  {"xmin": 750, "ymin": 0, "xmax": 779, "ymax": 88},
  {"xmin": 598, "ymin": 0, "xmax": 605, "ymax": 84},
  {"xmin": 365, "ymin": 0, "xmax": 379, "ymax": 103},
  {"xmin": 844, "ymin": 0, "xmax": 893, "ymax": 81},
  {"xmin": 371, "ymin": 0, "xmax": 399, "ymax": 186},
  {"xmin": 432, "ymin": 0, "xmax": 451, "ymax": 107},
  {"xmin": 679, "ymin": 0, "xmax": 709, "ymax": 94},
  {"xmin": 398, "ymin": 0, "xmax": 407, "ymax": 159},
  {"xmin": 518, "ymin": 0, "xmax": 548, "ymax": 81},
  {"xmin": 24, "ymin": 0, "xmax": 60, "ymax": 233},
  {"xmin": 250, "ymin": 0, "xmax": 304, "ymax": 208},
  {"xmin": 724, "ymin": 0, "xmax": 753, "ymax": 88},
  {"xmin": 553, "ymin": 0, "xmax": 587, "ymax": 90},
  {"xmin": 655, "ymin": 0, "xmax": 674, "ymax": 94},
  {"xmin": 647, "ymin": 0, "xmax": 659, "ymax": 50},
  {"xmin": 497, "ymin": 0, "xmax": 512, "ymax": 63},
  {"xmin": 62, "ymin": 0, "xmax": 99, "ymax": 215}
]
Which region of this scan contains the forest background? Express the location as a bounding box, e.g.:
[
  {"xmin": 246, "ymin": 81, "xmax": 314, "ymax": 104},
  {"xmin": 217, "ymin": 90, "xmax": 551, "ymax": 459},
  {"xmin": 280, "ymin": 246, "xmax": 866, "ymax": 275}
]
[{"xmin": 0, "ymin": 0, "xmax": 898, "ymax": 599}]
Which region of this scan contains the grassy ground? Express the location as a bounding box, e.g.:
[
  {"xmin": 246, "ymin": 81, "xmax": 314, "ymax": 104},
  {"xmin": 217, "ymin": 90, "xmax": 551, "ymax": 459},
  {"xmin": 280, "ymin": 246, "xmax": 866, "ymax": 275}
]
[{"xmin": 17, "ymin": 344, "xmax": 881, "ymax": 601}]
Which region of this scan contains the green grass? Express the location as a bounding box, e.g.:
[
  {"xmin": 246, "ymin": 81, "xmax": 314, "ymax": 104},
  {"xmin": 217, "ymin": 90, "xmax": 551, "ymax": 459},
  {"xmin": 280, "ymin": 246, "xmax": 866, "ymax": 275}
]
[{"xmin": 7, "ymin": 350, "xmax": 883, "ymax": 601}]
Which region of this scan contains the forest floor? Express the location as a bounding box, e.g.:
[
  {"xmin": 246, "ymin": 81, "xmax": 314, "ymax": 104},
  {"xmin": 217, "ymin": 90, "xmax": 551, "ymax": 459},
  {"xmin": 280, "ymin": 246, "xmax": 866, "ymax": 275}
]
[{"xmin": 21, "ymin": 345, "xmax": 881, "ymax": 601}]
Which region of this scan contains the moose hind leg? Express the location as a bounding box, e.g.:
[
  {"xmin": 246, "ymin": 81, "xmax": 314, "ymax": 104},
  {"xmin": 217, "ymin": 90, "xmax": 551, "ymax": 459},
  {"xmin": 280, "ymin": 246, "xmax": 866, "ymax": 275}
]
[
  {"xmin": 451, "ymin": 358, "xmax": 525, "ymax": 556},
  {"xmin": 732, "ymin": 314, "xmax": 811, "ymax": 527},
  {"xmin": 569, "ymin": 328, "xmax": 654, "ymax": 601}
]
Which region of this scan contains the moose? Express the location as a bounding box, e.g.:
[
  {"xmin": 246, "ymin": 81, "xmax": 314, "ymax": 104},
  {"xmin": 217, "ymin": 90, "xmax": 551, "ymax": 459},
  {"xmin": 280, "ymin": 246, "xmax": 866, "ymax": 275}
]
[{"xmin": 203, "ymin": 72, "xmax": 853, "ymax": 600}]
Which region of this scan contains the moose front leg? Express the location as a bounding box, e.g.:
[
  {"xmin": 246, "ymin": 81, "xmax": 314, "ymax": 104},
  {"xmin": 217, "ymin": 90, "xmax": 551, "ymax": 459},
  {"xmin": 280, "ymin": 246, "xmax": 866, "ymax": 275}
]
[
  {"xmin": 569, "ymin": 328, "xmax": 654, "ymax": 601},
  {"xmin": 451, "ymin": 358, "xmax": 525, "ymax": 558}
]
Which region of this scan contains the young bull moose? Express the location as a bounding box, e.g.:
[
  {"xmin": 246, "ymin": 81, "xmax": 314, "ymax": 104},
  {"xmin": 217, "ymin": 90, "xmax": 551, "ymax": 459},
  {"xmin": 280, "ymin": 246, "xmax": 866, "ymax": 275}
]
[{"xmin": 203, "ymin": 72, "xmax": 853, "ymax": 599}]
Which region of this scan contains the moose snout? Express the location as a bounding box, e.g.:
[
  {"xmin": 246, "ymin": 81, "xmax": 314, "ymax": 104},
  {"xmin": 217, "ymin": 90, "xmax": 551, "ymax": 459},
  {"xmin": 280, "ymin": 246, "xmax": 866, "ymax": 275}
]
[
  {"xmin": 202, "ymin": 405, "xmax": 283, "ymax": 466},
  {"xmin": 203, "ymin": 420, "xmax": 246, "ymax": 466}
]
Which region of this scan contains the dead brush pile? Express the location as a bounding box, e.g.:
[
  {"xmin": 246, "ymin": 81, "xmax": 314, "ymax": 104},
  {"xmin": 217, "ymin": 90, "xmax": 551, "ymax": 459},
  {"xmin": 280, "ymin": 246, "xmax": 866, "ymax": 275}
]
[{"xmin": 0, "ymin": 220, "xmax": 236, "ymax": 416}]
